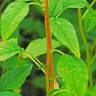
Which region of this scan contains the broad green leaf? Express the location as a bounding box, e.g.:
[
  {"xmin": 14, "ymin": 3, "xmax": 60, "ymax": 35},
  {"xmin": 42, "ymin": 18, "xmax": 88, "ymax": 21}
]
[
  {"xmin": 53, "ymin": 53, "xmax": 65, "ymax": 87},
  {"xmin": 1, "ymin": 2, "xmax": 29, "ymax": 40},
  {"xmin": 49, "ymin": 0, "xmax": 87, "ymax": 17},
  {"xmin": 0, "ymin": 56, "xmax": 19, "ymax": 70},
  {"xmin": 0, "ymin": 91, "xmax": 21, "ymax": 96},
  {"xmin": 48, "ymin": 88, "xmax": 71, "ymax": 96},
  {"xmin": 57, "ymin": 55, "xmax": 88, "ymax": 96},
  {"xmin": 26, "ymin": 38, "xmax": 61, "ymax": 57},
  {"xmin": 84, "ymin": 9, "xmax": 96, "ymax": 32},
  {"xmin": 53, "ymin": 53, "xmax": 62, "ymax": 75},
  {"xmin": 16, "ymin": 0, "xmax": 30, "ymax": 1},
  {"xmin": 0, "ymin": 56, "xmax": 31, "ymax": 71},
  {"xmin": 0, "ymin": 38, "xmax": 23, "ymax": 61},
  {"xmin": 32, "ymin": 0, "xmax": 44, "ymax": 3},
  {"xmin": 49, "ymin": 0, "xmax": 64, "ymax": 17},
  {"xmin": 63, "ymin": 0, "xmax": 87, "ymax": 9},
  {"xmin": 50, "ymin": 18, "xmax": 80, "ymax": 57},
  {"xmin": 85, "ymin": 85, "xmax": 96, "ymax": 96},
  {"xmin": 0, "ymin": 64, "xmax": 32, "ymax": 91}
]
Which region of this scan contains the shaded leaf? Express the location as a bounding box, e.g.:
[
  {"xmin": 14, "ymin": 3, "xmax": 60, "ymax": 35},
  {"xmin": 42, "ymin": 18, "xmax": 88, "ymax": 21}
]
[
  {"xmin": 0, "ymin": 91, "xmax": 21, "ymax": 96},
  {"xmin": 0, "ymin": 64, "xmax": 32, "ymax": 91},
  {"xmin": 0, "ymin": 56, "xmax": 30, "ymax": 71}
]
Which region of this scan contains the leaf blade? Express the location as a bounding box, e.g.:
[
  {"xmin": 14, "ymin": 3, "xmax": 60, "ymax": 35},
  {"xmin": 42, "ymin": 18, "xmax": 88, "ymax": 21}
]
[
  {"xmin": 57, "ymin": 54, "xmax": 88, "ymax": 96},
  {"xmin": 1, "ymin": 2, "xmax": 29, "ymax": 40},
  {"xmin": 0, "ymin": 38, "xmax": 23, "ymax": 61},
  {"xmin": 0, "ymin": 91, "xmax": 21, "ymax": 96},
  {"xmin": 50, "ymin": 18, "xmax": 80, "ymax": 57},
  {"xmin": 84, "ymin": 9, "xmax": 96, "ymax": 32},
  {"xmin": 0, "ymin": 64, "xmax": 32, "ymax": 91},
  {"xmin": 26, "ymin": 38, "xmax": 61, "ymax": 57},
  {"xmin": 49, "ymin": 0, "xmax": 87, "ymax": 17}
]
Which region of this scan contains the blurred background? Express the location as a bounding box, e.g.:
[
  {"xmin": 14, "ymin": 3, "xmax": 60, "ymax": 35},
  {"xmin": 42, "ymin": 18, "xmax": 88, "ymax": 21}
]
[{"xmin": 0, "ymin": 0, "xmax": 96, "ymax": 96}]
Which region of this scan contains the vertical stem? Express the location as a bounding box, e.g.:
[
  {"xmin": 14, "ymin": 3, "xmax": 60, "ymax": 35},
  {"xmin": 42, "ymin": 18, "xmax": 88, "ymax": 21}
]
[
  {"xmin": 90, "ymin": 38, "xmax": 96, "ymax": 55},
  {"xmin": 82, "ymin": 0, "xmax": 96, "ymax": 20},
  {"xmin": 77, "ymin": 9, "xmax": 93, "ymax": 88},
  {"xmin": 45, "ymin": 0, "xmax": 54, "ymax": 95}
]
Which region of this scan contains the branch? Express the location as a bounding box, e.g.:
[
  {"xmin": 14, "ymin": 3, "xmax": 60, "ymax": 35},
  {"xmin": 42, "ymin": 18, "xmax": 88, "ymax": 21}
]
[
  {"xmin": 77, "ymin": 8, "xmax": 93, "ymax": 88},
  {"xmin": 90, "ymin": 38, "xmax": 96, "ymax": 55},
  {"xmin": 45, "ymin": 0, "xmax": 55, "ymax": 95}
]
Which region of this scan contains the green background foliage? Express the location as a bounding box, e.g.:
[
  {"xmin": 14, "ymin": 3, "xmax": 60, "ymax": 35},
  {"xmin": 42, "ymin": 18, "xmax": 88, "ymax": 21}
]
[{"xmin": 0, "ymin": 0, "xmax": 96, "ymax": 96}]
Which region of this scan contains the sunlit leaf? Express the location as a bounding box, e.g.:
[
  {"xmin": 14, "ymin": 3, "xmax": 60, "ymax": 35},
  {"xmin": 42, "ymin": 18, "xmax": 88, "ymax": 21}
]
[
  {"xmin": 50, "ymin": 18, "xmax": 80, "ymax": 57},
  {"xmin": 57, "ymin": 54, "xmax": 88, "ymax": 96},
  {"xmin": 1, "ymin": 2, "xmax": 29, "ymax": 40},
  {"xmin": 0, "ymin": 38, "xmax": 23, "ymax": 61},
  {"xmin": 26, "ymin": 38, "xmax": 61, "ymax": 57}
]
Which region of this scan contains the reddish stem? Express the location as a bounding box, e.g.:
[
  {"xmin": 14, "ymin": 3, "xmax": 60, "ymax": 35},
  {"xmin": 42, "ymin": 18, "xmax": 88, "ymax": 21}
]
[{"xmin": 45, "ymin": 0, "xmax": 54, "ymax": 95}]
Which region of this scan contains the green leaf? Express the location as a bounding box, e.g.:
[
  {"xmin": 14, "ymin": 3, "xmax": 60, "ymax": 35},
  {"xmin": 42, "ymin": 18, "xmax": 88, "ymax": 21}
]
[
  {"xmin": 1, "ymin": 2, "xmax": 29, "ymax": 40},
  {"xmin": 0, "ymin": 64, "xmax": 32, "ymax": 91},
  {"xmin": 84, "ymin": 9, "xmax": 96, "ymax": 32},
  {"xmin": 16, "ymin": 0, "xmax": 30, "ymax": 2},
  {"xmin": 26, "ymin": 38, "xmax": 61, "ymax": 57},
  {"xmin": 57, "ymin": 54, "xmax": 88, "ymax": 96},
  {"xmin": 0, "ymin": 56, "xmax": 19, "ymax": 70},
  {"xmin": 48, "ymin": 88, "xmax": 71, "ymax": 96},
  {"xmin": 63, "ymin": 0, "xmax": 87, "ymax": 9},
  {"xmin": 85, "ymin": 85, "xmax": 96, "ymax": 96},
  {"xmin": 32, "ymin": 0, "xmax": 44, "ymax": 3},
  {"xmin": 0, "ymin": 91, "xmax": 21, "ymax": 96},
  {"xmin": 0, "ymin": 38, "xmax": 23, "ymax": 61},
  {"xmin": 49, "ymin": 0, "xmax": 64, "ymax": 17},
  {"xmin": 0, "ymin": 56, "xmax": 31, "ymax": 71},
  {"xmin": 49, "ymin": 0, "xmax": 87, "ymax": 17},
  {"xmin": 50, "ymin": 18, "xmax": 80, "ymax": 57}
]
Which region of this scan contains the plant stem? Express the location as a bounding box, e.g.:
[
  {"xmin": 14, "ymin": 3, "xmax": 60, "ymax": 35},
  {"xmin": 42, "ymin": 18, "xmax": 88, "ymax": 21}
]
[
  {"xmin": 77, "ymin": 9, "xmax": 93, "ymax": 88},
  {"xmin": 28, "ymin": 2, "xmax": 42, "ymax": 7},
  {"xmin": 90, "ymin": 38, "xmax": 96, "ymax": 55},
  {"xmin": 56, "ymin": 9, "xmax": 65, "ymax": 18},
  {"xmin": 52, "ymin": 49, "xmax": 64, "ymax": 55},
  {"xmin": 28, "ymin": 2, "xmax": 45, "ymax": 10},
  {"xmin": 45, "ymin": 0, "xmax": 55, "ymax": 95},
  {"xmin": 26, "ymin": 53, "xmax": 45, "ymax": 73},
  {"xmin": 34, "ymin": 57, "xmax": 43, "ymax": 65},
  {"xmin": 90, "ymin": 54, "xmax": 96, "ymax": 65},
  {"xmin": 82, "ymin": 0, "xmax": 96, "ymax": 20}
]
